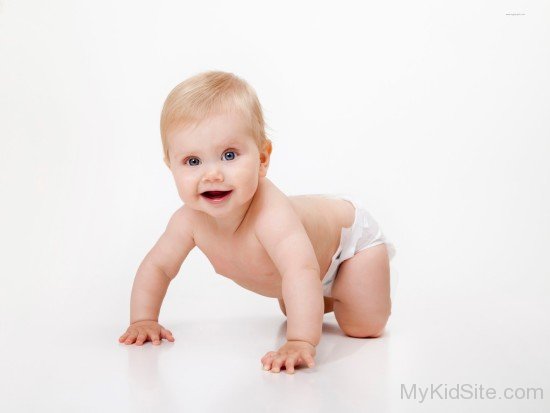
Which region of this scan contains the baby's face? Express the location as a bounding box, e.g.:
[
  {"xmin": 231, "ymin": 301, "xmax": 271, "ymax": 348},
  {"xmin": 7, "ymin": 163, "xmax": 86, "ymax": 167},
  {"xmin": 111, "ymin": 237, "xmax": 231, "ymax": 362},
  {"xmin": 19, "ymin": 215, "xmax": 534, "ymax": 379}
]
[{"xmin": 166, "ymin": 112, "xmax": 267, "ymax": 217}]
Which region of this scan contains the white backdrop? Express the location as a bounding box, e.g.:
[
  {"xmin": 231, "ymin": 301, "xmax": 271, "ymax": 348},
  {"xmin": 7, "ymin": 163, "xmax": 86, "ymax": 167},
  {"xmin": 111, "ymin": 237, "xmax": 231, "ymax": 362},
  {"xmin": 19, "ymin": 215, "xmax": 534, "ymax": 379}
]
[{"xmin": 1, "ymin": 1, "xmax": 549, "ymax": 411}]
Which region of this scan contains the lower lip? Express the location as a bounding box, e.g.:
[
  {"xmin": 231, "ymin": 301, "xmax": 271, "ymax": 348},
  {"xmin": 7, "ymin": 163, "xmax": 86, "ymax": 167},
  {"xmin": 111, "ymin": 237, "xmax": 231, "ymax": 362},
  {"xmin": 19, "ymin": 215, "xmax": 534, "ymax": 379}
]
[{"xmin": 201, "ymin": 191, "xmax": 233, "ymax": 204}]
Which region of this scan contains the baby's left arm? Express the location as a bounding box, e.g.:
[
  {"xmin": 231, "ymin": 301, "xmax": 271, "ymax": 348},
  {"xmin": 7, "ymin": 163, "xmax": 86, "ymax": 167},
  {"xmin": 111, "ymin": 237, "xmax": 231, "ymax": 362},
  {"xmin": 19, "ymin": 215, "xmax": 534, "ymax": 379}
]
[{"xmin": 254, "ymin": 194, "xmax": 323, "ymax": 373}]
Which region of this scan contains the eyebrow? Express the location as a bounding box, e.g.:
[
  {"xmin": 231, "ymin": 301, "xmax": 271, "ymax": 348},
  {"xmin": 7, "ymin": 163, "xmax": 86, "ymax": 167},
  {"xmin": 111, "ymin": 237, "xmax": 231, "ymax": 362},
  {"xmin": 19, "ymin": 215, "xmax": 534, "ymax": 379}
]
[{"xmin": 176, "ymin": 139, "xmax": 242, "ymax": 158}]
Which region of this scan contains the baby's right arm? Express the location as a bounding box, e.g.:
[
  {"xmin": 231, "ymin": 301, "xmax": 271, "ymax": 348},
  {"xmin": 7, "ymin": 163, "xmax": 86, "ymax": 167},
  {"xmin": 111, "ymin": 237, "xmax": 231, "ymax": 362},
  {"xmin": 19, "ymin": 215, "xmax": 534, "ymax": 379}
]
[{"xmin": 119, "ymin": 207, "xmax": 196, "ymax": 346}]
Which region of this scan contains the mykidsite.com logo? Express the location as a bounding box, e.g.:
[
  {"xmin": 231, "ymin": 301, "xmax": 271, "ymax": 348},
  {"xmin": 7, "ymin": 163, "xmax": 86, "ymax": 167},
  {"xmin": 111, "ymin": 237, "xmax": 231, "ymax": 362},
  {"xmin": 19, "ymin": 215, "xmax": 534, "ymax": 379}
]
[{"xmin": 401, "ymin": 383, "xmax": 544, "ymax": 403}]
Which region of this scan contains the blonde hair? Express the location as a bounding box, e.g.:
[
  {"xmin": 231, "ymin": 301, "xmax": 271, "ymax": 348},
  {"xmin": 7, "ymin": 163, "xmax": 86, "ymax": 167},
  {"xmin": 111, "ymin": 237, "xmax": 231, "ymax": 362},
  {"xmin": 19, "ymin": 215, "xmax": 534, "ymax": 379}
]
[{"xmin": 160, "ymin": 71, "xmax": 269, "ymax": 166}]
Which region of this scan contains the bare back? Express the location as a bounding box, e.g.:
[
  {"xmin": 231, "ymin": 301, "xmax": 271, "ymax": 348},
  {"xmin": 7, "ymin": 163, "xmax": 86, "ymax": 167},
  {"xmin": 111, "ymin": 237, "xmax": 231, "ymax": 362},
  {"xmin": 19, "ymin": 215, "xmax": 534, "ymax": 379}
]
[{"xmin": 189, "ymin": 178, "xmax": 355, "ymax": 298}]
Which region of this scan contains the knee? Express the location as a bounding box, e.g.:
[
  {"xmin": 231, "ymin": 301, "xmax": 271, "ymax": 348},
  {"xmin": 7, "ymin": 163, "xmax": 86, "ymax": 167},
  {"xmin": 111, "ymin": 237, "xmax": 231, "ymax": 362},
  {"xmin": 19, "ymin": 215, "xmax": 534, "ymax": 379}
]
[{"xmin": 341, "ymin": 312, "xmax": 390, "ymax": 338}]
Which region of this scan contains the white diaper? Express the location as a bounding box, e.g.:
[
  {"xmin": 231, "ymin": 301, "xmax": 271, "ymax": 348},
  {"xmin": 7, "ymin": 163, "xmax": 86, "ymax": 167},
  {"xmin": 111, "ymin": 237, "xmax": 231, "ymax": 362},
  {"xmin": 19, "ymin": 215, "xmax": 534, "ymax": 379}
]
[{"xmin": 318, "ymin": 194, "xmax": 398, "ymax": 299}]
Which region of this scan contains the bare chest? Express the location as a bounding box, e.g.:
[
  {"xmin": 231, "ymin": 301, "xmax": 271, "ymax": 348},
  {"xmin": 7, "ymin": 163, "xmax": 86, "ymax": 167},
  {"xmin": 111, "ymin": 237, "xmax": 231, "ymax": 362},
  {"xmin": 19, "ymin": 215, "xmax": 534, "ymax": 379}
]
[{"xmin": 193, "ymin": 194, "xmax": 355, "ymax": 298}]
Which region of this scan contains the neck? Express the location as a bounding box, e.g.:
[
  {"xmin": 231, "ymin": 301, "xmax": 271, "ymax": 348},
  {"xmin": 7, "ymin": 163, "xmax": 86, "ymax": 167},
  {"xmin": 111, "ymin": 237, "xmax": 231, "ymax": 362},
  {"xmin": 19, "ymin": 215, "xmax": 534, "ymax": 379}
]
[{"xmin": 206, "ymin": 196, "xmax": 254, "ymax": 235}]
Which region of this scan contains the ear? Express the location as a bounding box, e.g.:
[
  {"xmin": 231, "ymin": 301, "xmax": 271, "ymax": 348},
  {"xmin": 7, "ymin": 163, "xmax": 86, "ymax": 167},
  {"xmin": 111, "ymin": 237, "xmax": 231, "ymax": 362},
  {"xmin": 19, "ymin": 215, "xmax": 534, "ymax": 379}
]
[
  {"xmin": 259, "ymin": 139, "xmax": 272, "ymax": 177},
  {"xmin": 164, "ymin": 156, "xmax": 171, "ymax": 169}
]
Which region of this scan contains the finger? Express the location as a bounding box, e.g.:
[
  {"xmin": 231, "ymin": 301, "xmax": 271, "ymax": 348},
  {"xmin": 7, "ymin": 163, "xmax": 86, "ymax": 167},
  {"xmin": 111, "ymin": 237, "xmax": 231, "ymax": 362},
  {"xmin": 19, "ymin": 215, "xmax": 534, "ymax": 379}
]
[
  {"xmin": 119, "ymin": 333, "xmax": 129, "ymax": 342},
  {"xmin": 150, "ymin": 331, "xmax": 161, "ymax": 345},
  {"xmin": 161, "ymin": 331, "xmax": 175, "ymax": 342},
  {"xmin": 124, "ymin": 331, "xmax": 138, "ymax": 344},
  {"xmin": 285, "ymin": 356, "xmax": 298, "ymax": 374},
  {"xmin": 262, "ymin": 356, "xmax": 276, "ymax": 370},
  {"xmin": 161, "ymin": 329, "xmax": 175, "ymax": 342},
  {"xmin": 302, "ymin": 352, "xmax": 316, "ymax": 368},
  {"xmin": 260, "ymin": 352, "xmax": 277, "ymax": 365},
  {"xmin": 261, "ymin": 359, "xmax": 271, "ymax": 370},
  {"xmin": 135, "ymin": 332, "xmax": 147, "ymax": 346},
  {"xmin": 120, "ymin": 329, "xmax": 134, "ymax": 341},
  {"xmin": 271, "ymin": 356, "xmax": 286, "ymax": 373},
  {"xmin": 261, "ymin": 351, "xmax": 277, "ymax": 360}
]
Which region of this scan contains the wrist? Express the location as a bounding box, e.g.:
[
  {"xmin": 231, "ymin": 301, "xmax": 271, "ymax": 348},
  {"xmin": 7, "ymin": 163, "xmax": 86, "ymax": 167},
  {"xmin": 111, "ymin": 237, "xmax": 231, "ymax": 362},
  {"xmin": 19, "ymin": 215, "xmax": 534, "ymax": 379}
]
[
  {"xmin": 287, "ymin": 339, "xmax": 317, "ymax": 348},
  {"xmin": 130, "ymin": 318, "xmax": 159, "ymax": 324}
]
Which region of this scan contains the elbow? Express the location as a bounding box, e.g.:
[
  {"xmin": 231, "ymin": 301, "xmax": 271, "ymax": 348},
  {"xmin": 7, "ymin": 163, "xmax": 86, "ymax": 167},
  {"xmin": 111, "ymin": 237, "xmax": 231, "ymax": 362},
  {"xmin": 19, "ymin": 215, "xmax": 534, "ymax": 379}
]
[{"xmin": 140, "ymin": 260, "xmax": 175, "ymax": 281}]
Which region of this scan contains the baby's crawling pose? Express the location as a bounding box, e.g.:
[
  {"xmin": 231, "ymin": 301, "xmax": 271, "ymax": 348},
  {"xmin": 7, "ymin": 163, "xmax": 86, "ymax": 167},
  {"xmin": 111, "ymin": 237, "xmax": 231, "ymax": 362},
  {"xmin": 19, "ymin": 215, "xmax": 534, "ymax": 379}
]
[{"xmin": 119, "ymin": 71, "xmax": 396, "ymax": 374}]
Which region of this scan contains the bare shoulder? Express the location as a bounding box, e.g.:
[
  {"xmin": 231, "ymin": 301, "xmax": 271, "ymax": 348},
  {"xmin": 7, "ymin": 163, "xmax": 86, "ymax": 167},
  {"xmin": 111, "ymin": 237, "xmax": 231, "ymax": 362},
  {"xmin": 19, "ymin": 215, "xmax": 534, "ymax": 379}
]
[
  {"xmin": 254, "ymin": 178, "xmax": 301, "ymax": 234},
  {"xmin": 252, "ymin": 178, "xmax": 297, "ymax": 231},
  {"xmin": 170, "ymin": 203, "xmax": 197, "ymax": 241},
  {"xmin": 252, "ymin": 178, "xmax": 319, "ymax": 275},
  {"xmin": 142, "ymin": 204, "xmax": 196, "ymax": 279}
]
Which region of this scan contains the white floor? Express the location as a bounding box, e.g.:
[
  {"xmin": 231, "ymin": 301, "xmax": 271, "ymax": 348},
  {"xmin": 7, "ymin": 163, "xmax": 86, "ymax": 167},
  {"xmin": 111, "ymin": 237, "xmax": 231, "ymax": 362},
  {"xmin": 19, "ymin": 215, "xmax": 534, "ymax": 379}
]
[
  {"xmin": 1, "ymin": 1, "xmax": 549, "ymax": 411},
  {"xmin": 2, "ymin": 281, "xmax": 548, "ymax": 413}
]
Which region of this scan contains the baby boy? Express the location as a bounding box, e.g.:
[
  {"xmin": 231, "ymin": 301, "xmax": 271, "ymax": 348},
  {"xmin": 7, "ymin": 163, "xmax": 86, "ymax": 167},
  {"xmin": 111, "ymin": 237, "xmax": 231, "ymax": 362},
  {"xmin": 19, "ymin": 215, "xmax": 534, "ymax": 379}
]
[{"xmin": 118, "ymin": 71, "xmax": 396, "ymax": 374}]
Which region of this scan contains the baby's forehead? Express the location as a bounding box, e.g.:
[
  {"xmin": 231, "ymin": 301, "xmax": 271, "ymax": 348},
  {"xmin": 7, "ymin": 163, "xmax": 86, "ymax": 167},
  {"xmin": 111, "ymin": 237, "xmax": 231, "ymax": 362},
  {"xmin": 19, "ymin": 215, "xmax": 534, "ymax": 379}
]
[{"xmin": 172, "ymin": 112, "xmax": 251, "ymax": 138}]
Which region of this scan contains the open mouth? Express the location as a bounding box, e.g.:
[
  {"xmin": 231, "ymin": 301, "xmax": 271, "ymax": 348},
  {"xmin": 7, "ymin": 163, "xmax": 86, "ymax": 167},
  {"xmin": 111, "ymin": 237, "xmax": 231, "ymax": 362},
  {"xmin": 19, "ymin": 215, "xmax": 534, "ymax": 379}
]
[{"xmin": 201, "ymin": 190, "xmax": 232, "ymax": 200}]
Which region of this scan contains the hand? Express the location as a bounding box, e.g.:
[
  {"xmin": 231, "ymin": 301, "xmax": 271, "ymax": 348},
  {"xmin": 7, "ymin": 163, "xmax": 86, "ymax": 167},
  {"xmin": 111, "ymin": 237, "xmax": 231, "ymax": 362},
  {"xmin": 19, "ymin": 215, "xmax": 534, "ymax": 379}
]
[
  {"xmin": 261, "ymin": 340, "xmax": 316, "ymax": 374},
  {"xmin": 118, "ymin": 320, "xmax": 175, "ymax": 346}
]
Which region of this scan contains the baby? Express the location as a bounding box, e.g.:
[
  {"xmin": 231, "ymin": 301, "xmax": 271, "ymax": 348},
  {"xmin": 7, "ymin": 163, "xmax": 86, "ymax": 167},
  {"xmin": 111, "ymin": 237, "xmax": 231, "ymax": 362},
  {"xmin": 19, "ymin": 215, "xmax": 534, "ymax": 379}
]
[{"xmin": 118, "ymin": 71, "xmax": 397, "ymax": 374}]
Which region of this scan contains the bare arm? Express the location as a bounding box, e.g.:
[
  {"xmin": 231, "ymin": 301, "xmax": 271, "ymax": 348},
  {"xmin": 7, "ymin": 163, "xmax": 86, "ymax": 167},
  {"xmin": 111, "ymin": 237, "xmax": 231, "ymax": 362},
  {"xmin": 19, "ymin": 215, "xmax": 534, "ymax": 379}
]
[
  {"xmin": 121, "ymin": 207, "xmax": 196, "ymax": 343},
  {"xmin": 281, "ymin": 267, "xmax": 323, "ymax": 347},
  {"xmin": 254, "ymin": 194, "xmax": 323, "ymax": 347},
  {"xmin": 130, "ymin": 261, "xmax": 171, "ymax": 323}
]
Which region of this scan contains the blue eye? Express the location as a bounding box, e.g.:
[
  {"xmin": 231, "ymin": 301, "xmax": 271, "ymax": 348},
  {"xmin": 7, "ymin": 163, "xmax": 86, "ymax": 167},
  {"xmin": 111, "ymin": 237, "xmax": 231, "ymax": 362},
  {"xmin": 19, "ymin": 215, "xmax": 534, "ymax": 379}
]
[
  {"xmin": 184, "ymin": 150, "xmax": 237, "ymax": 166},
  {"xmin": 223, "ymin": 150, "xmax": 237, "ymax": 161},
  {"xmin": 186, "ymin": 157, "xmax": 200, "ymax": 166}
]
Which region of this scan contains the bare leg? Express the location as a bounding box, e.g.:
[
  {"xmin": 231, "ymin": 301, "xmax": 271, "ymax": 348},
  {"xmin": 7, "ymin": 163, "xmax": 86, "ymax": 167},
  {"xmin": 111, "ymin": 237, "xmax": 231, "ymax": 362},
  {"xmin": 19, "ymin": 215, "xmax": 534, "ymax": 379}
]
[{"xmin": 331, "ymin": 243, "xmax": 391, "ymax": 338}]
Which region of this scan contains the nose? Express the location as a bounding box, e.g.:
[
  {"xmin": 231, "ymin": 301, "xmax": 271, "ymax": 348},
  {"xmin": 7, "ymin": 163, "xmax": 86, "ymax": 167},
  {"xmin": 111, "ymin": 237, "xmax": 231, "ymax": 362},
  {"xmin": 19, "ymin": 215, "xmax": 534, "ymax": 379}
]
[{"xmin": 202, "ymin": 164, "xmax": 224, "ymax": 183}]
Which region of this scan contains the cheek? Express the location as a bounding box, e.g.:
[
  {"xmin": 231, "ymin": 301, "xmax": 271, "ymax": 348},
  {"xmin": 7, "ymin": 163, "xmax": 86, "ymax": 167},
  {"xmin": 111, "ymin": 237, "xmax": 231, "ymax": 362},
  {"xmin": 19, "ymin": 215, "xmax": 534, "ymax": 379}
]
[
  {"xmin": 172, "ymin": 172, "xmax": 195, "ymax": 192},
  {"xmin": 233, "ymin": 162, "xmax": 258, "ymax": 181},
  {"xmin": 238, "ymin": 157, "xmax": 260, "ymax": 172},
  {"xmin": 235, "ymin": 164, "xmax": 260, "ymax": 193}
]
